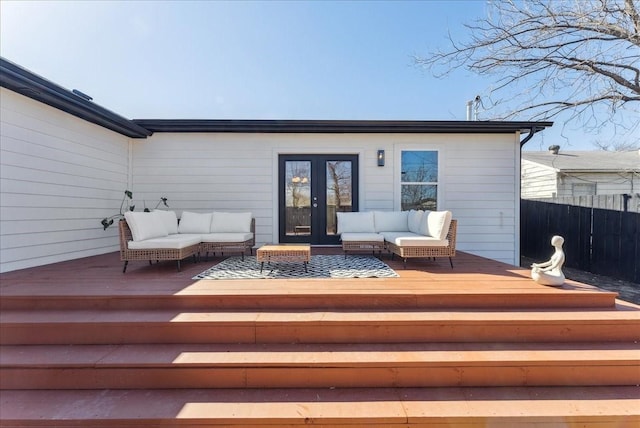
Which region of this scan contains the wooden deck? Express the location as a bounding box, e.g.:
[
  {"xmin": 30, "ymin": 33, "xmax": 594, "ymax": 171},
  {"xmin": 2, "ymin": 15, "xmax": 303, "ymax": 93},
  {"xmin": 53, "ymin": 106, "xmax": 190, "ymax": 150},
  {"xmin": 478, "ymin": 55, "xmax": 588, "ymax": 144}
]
[
  {"xmin": 1, "ymin": 248, "xmax": 639, "ymax": 427},
  {"xmin": 0, "ymin": 248, "xmax": 626, "ymax": 309}
]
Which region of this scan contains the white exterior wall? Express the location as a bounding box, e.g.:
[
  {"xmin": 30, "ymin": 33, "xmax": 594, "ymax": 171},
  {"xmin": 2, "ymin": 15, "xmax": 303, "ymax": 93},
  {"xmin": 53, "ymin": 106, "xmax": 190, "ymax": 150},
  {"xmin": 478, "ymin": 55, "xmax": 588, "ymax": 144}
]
[
  {"xmin": 521, "ymin": 160, "xmax": 558, "ymax": 198},
  {"xmin": 0, "ymin": 88, "xmax": 131, "ymax": 273},
  {"xmin": 133, "ymin": 132, "xmax": 521, "ymax": 265},
  {"xmin": 557, "ymin": 172, "xmax": 639, "ymax": 197}
]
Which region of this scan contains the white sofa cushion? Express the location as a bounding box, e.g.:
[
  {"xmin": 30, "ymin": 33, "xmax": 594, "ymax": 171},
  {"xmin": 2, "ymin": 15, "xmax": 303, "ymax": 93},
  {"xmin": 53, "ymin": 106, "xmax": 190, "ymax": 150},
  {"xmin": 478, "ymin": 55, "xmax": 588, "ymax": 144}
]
[
  {"xmin": 381, "ymin": 231, "xmax": 449, "ymax": 247},
  {"xmin": 153, "ymin": 210, "xmax": 178, "ymax": 235},
  {"xmin": 210, "ymin": 211, "xmax": 252, "ymax": 233},
  {"xmin": 124, "ymin": 211, "xmax": 169, "ymax": 242},
  {"xmin": 340, "ymin": 232, "xmax": 384, "ymax": 243},
  {"xmin": 424, "ymin": 210, "xmax": 453, "ymax": 241},
  {"xmin": 128, "ymin": 234, "xmax": 202, "ymax": 250},
  {"xmin": 374, "ymin": 211, "xmax": 408, "ymax": 232},
  {"xmin": 407, "ymin": 210, "xmax": 424, "ymax": 234},
  {"xmin": 179, "ymin": 211, "xmax": 212, "ymax": 234},
  {"xmin": 201, "ymin": 232, "xmax": 254, "ymax": 243},
  {"xmin": 337, "ymin": 212, "xmax": 376, "ymax": 234}
]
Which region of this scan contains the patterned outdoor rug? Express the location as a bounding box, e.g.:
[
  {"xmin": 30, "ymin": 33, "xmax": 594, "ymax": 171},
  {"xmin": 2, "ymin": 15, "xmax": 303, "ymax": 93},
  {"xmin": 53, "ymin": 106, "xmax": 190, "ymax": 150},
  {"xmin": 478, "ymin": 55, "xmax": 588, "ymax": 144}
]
[{"xmin": 193, "ymin": 255, "xmax": 399, "ymax": 280}]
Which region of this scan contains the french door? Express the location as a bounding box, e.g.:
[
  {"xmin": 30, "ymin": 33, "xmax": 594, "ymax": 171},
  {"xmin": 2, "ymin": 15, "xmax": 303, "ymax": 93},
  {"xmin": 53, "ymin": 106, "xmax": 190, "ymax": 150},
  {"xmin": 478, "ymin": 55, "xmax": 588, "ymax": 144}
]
[{"xmin": 279, "ymin": 154, "xmax": 359, "ymax": 245}]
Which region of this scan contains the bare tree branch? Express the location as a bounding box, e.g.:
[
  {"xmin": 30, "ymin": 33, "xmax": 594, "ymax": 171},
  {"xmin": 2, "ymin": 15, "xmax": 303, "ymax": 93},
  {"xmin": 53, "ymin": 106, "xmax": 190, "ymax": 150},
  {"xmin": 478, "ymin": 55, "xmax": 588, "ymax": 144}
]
[{"xmin": 415, "ymin": 0, "xmax": 640, "ymax": 136}]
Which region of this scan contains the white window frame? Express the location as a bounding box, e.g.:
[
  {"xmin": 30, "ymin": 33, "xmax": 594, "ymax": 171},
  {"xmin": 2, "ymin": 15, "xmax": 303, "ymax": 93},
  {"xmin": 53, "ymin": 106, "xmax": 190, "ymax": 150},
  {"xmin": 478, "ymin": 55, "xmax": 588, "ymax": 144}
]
[{"xmin": 398, "ymin": 149, "xmax": 440, "ymax": 211}]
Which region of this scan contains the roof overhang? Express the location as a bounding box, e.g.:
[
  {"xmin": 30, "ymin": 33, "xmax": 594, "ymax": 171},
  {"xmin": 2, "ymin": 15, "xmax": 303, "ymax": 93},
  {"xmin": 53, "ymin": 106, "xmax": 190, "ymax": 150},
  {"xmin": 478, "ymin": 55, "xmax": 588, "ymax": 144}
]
[
  {"xmin": 0, "ymin": 57, "xmax": 152, "ymax": 138},
  {"xmin": 133, "ymin": 119, "xmax": 553, "ymax": 135}
]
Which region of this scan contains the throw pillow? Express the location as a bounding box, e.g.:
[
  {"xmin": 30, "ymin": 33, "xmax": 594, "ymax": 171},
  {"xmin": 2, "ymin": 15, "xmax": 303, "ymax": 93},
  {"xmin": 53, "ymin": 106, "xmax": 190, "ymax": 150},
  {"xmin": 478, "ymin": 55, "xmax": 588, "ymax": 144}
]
[
  {"xmin": 210, "ymin": 211, "xmax": 252, "ymax": 233},
  {"xmin": 336, "ymin": 211, "xmax": 376, "ymax": 234},
  {"xmin": 178, "ymin": 211, "xmax": 213, "ymax": 234},
  {"xmin": 426, "ymin": 210, "xmax": 453, "ymax": 241},
  {"xmin": 407, "ymin": 210, "xmax": 424, "ymax": 234},
  {"xmin": 374, "ymin": 211, "xmax": 408, "ymax": 232},
  {"xmin": 124, "ymin": 211, "xmax": 169, "ymax": 241},
  {"xmin": 153, "ymin": 210, "xmax": 178, "ymax": 235}
]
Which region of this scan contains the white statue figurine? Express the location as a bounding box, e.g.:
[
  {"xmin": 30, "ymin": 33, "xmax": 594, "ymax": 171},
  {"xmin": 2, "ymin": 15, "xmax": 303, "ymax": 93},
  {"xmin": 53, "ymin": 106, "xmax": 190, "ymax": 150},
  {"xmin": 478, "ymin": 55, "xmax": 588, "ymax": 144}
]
[{"xmin": 531, "ymin": 235, "xmax": 566, "ymax": 286}]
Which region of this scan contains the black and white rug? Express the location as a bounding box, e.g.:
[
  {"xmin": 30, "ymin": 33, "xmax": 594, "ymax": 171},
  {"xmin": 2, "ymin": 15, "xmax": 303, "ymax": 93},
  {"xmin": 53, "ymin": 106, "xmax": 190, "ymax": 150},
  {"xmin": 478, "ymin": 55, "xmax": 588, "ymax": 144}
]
[{"xmin": 193, "ymin": 255, "xmax": 399, "ymax": 280}]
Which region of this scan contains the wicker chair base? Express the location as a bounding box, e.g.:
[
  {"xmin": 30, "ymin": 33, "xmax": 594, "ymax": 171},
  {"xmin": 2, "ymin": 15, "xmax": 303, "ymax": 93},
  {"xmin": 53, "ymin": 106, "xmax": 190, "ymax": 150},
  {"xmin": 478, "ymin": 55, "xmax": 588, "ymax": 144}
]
[
  {"xmin": 200, "ymin": 241, "xmax": 254, "ymax": 261},
  {"xmin": 385, "ymin": 219, "xmax": 458, "ymax": 268},
  {"xmin": 342, "ymin": 241, "xmax": 385, "ymax": 258},
  {"xmin": 200, "ymin": 218, "xmax": 256, "ymax": 261},
  {"xmin": 119, "ymin": 221, "xmax": 199, "ymax": 273}
]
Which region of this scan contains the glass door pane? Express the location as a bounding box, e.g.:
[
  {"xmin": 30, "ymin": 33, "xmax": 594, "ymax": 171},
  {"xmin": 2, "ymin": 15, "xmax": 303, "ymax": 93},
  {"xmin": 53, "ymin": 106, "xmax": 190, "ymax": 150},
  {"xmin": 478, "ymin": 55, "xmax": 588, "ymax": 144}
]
[
  {"xmin": 279, "ymin": 154, "xmax": 358, "ymax": 245},
  {"xmin": 284, "ymin": 160, "xmax": 311, "ymax": 237},
  {"xmin": 326, "ymin": 160, "xmax": 353, "ymax": 235}
]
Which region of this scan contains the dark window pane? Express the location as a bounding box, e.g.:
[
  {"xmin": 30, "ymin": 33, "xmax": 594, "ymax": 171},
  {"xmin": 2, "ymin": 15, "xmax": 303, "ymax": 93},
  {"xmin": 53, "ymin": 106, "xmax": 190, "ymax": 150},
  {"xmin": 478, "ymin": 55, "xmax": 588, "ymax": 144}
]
[
  {"xmin": 326, "ymin": 161, "xmax": 353, "ymax": 235},
  {"xmin": 401, "ymin": 184, "xmax": 437, "ymax": 211},
  {"xmin": 285, "ymin": 161, "xmax": 311, "ymax": 236},
  {"xmin": 401, "ymin": 151, "xmax": 438, "ymax": 183}
]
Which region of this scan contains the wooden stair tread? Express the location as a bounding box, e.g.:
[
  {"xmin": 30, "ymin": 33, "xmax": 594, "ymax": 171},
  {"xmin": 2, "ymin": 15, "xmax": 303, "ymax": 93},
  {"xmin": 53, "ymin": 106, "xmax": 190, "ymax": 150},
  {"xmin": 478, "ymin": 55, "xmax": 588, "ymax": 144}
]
[
  {"xmin": 4, "ymin": 309, "xmax": 638, "ymax": 346},
  {"xmin": 2, "ymin": 342, "xmax": 638, "ymax": 367},
  {"xmin": 3, "ymin": 308, "xmax": 639, "ymax": 323},
  {"xmin": 3, "ymin": 343, "xmax": 637, "ymax": 389},
  {"xmin": 1, "ymin": 387, "xmax": 638, "ymax": 426}
]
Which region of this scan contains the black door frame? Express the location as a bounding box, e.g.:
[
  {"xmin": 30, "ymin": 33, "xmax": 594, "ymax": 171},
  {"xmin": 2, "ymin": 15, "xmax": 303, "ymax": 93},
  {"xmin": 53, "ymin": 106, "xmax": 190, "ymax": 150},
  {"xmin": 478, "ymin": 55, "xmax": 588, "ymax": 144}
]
[{"xmin": 278, "ymin": 154, "xmax": 359, "ymax": 245}]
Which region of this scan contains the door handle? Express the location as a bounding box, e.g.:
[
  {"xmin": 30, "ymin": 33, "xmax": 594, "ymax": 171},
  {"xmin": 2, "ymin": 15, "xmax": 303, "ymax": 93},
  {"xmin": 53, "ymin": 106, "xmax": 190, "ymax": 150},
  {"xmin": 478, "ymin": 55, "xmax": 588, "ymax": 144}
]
[{"xmin": 313, "ymin": 203, "xmax": 318, "ymax": 208}]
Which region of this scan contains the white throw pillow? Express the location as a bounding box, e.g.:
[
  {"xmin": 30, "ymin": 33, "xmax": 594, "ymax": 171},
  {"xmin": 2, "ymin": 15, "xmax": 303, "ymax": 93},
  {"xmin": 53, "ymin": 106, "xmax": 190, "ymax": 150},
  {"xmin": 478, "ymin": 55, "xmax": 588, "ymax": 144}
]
[
  {"xmin": 336, "ymin": 212, "xmax": 376, "ymax": 234},
  {"xmin": 178, "ymin": 211, "xmax": 213, "ymax": 234},
  {"xmin": 416, "ymin": 210, "xmax": 432, "ymax": 236},
  {"xmin": 425, "ymin": 210, "xmax": 453, "ymax": 241},
  {"xmin": 407, "ymin": 210, "xmax": 424, "ymax": 234},
  {"xmin": 374, "ymin": 211, "xmax": 408, "ymax": 232},
  {"xmin": 210, "ymin": 211, "xmax": 252, "ymax": 233},
  {"xmin": 124, "ymin": 211, "xmax": 169, "ymax": 241},
  {"xmin": 153, "ymin": 210, "xmax": 178, "ymax": 235}
]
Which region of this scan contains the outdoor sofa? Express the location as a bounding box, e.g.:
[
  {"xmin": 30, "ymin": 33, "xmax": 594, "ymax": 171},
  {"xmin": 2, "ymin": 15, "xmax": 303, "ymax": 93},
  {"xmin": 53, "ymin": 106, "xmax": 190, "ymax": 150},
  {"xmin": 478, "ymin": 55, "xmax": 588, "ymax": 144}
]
[
  {"xmin": 119, "ymin": 210, "xmax": 255, "ymax": 272},
  {"xmin": 337, "ymin": 210, "xmax": 456, "ymax": 267}
]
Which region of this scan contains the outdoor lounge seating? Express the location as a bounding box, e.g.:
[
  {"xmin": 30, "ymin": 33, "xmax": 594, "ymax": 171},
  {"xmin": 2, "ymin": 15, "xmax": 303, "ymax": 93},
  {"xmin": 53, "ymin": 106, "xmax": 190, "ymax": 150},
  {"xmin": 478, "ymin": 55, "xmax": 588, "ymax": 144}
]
[
  {"xmin": 119, "ymin": 210, "xmax": 255, "ymax": 272},
  {"xmin": 337, "ymin": 210, "xmax": 456, "ymax": 267}
]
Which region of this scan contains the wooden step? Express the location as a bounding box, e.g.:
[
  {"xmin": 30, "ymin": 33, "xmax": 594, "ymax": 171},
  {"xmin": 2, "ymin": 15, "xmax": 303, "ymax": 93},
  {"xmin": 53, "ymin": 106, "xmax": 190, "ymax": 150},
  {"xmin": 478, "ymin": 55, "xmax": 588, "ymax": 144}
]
[
  {"xmin": 1, "ymin": 387, "xmax": 638, "ymax": 427},
  {"xmin": 1, "ymin": 251, "xmax": 637, "ymax": 427},
  {"xmin": 2, "ymin": 342, "xmax": 638, "ymax": 390},
  {"xmin": 2, "ymin": 309, "xmax": 639, "ymax": 345},
  {"xmin": 0, "ymin": 280, "xmax": 620, "ymax": 311}
]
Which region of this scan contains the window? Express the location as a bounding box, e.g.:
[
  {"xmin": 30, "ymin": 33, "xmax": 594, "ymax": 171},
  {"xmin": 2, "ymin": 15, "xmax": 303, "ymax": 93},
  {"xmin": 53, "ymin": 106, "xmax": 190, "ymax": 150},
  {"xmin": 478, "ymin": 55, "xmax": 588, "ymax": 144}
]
[
  {"xmin": 572, "ymin": 183, "xmax": 596, "ymax": 196},
  {"xmin": 401, "ymin": 150, "xmax": 438, "ymax": 211}
]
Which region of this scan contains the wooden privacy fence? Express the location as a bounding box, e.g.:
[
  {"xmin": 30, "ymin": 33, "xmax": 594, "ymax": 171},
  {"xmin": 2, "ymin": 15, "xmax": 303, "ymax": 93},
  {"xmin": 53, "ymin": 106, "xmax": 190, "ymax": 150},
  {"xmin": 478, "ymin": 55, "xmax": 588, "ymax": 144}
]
[
  {"xmin": 521, "ymin": 200, "xmax": 640, "ymax": 283},
  {"xmin": 533, "ymin": 194, "xmax": 640, "ymax": 213}
]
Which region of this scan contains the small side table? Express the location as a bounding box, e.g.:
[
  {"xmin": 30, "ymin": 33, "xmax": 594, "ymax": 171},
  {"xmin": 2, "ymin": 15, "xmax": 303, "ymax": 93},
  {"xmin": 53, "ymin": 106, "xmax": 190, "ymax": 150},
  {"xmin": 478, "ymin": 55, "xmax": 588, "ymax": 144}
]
[{"xmin": 256, "ymin": 244, "xmax": 311, "ymax": 273}]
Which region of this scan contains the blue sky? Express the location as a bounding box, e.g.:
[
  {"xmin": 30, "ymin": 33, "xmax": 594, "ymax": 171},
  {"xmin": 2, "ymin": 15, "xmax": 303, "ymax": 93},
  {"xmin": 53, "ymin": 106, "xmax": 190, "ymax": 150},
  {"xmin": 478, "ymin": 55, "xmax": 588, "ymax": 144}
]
[{"xmin": 0, "ymin": 0, "xmax": 620, "ymax": 150}]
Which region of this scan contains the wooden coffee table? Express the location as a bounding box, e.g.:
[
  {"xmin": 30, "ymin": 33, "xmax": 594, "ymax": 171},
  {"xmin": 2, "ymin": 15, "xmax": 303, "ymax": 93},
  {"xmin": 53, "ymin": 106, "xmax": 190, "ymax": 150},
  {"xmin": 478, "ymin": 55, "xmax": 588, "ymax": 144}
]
[{"xmin": 256, "ymin": 244, "xmax": 311, "ymax": 273}]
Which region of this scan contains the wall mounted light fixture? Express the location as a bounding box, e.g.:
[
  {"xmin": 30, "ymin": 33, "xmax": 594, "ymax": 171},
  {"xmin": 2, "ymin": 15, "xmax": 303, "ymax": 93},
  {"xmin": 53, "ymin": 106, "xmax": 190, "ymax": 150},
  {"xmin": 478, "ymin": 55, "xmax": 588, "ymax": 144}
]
[{"xmin": 377, "ymin": 150, "xmax": 385, "ymax": 167}]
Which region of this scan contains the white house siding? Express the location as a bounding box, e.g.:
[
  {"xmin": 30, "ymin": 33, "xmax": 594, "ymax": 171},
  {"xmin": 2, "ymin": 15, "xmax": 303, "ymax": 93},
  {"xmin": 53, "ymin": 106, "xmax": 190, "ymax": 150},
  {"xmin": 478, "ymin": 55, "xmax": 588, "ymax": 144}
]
[
  {"xmin": 133, "ymin": 132, "xmax": 521, "ymax": 265},
  {"xmin": 521, "ymin": 159, "xmax": 558, "ymax": 198},
  {"xmin": 0, "ymin": 88, "xmax": 130, "ymax": 273},
  {"xmin": 434, "ymin": 134, "xmax": 520, "ymax": 264},
  {"xmin": 556, "ymin": 172, "xmax": 639, "ymax": 197}
]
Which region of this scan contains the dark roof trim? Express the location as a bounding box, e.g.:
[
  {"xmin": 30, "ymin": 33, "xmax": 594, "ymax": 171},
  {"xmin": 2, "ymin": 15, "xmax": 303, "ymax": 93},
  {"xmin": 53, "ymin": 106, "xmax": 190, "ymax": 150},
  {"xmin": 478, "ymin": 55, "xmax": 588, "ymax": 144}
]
[
  {"xmin": 133, "ymin": 119, "xmax": 553, "ymax": 135},
  {"xmin": 0, "ymin": 57, "xmax": 152, "ymax": 138}
]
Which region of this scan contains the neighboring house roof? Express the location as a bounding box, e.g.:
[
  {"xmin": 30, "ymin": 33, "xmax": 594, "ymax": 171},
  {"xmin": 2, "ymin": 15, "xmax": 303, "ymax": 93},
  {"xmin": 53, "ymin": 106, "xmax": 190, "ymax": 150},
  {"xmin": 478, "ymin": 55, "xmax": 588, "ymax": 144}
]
[
  {"xmin": 522, "ymin": 151, "xmax": 640, "ymax": 173},
  {"xmin": 1, "ymin": 56, "xmax": 552, "ymax": 140}
]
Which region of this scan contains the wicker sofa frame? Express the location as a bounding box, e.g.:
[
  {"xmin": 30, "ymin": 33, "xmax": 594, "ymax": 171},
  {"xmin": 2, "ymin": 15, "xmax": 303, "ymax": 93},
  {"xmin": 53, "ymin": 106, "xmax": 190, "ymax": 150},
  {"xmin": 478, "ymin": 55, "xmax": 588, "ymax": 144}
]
[
  {"xmin": 386, "ymin": 219, "xmax": 457, "ymax": 268},
  {"xmin": 200, "ymin": 218, "xmax": 256, "ymax": 261},
  {"xmin": 119, "ymin": 218, "xmax": 256, "ymax": 272},
  {"xmin": 342, "ymin": 240, "xmax": 385, "ymax": 258},
  {"xmin": 119, "ymin": 220, "xmax": 199, "ymax": 273}
]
